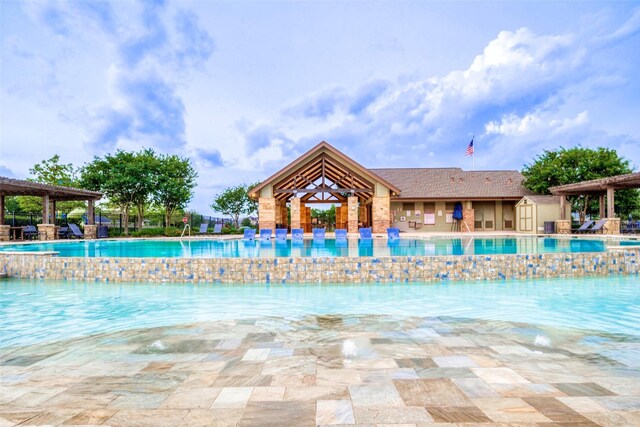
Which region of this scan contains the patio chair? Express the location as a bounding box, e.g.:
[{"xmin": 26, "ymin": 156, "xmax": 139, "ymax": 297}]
[
  {"xmin": 197, "ymin": 223, "xmax": 209, "ymax": 234},
  {"xmin": 573, "ymin": 220, "xmax": 595, "ymax": 234},
  {"xmin": 387, "ymin": 227, "xmax": 400, "ymax": 240},
  {"xmin": 359, "ymin": 227, "xmax": 372, "ymax": 239},
  {"xmin": 334, "ymin": 229, "xmax": 347, "ymax": 241},
  {"xmin": 243, "ymin": 228, "xmax": 256, "ymax": 241},
  {"xmin": 260, "ymin": 229, "xmax": 273, "ymax": 240},
  {"xmin": 23, "ymin": 225, "xmax": 39, "ymax": 240},
  {"xmin": 68, "ymin": 223, "xmax": 84, "ymax": 239},
  {"xmin": 586, "ymin": 219, "xmax": 608, "ymax": 234},
  {"xmin": 275, "ymin": 228, "xmax": 288, "ymax": 241},
  {"xmin": 312, "ymin": 228, "xmax": 325, "ymax": 241},
  {"xmin": 57, "ymin": 226, "xmax": 70, "ymax": 239},
  {"xmin": 291, "ymin": 228, "xmax": 304, "ymax": 243},
  {"xmin": 212, "ymin": 223, "xmax": 223, "ymax": 235}
]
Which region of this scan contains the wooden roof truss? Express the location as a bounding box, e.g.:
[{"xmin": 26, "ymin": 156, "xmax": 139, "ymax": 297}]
[{"xmin": 273, "ymin": 153, "xmax": 374, "ymax": 204}]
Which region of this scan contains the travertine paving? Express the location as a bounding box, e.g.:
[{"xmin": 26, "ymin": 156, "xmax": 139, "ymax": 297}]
[{"xmin": 1, "ymin": 315, "xmax": 639, "ymax": 426}]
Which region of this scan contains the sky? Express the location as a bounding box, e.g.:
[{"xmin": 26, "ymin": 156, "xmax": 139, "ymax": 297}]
[{"xmin": 1, "ymin": 1, "xmax": 639, "ymax": 214}]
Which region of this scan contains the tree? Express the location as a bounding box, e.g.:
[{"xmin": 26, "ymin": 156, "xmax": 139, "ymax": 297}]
[
  {"xmin": 17, "ymin": 155, "xmax": 85, "ymax": 214},
  {"xmin": 153, "ymin": 154, "xmax": 198, "ymax": 227},
  {"xmin": 522, "ymin": 147, "xmax": 639, "ymax": 221},
  {"xmin": 80, "ymin": 150, "xmax": 157, "ymax": 236},
  {"xmin": 211, "ymin": 184, "xmax": 253, "ymax": 228}
]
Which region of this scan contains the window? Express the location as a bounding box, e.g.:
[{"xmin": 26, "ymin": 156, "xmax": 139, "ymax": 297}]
[{"xmin": 402, "ymin": 202, "xmax": 414, "ymax": 211}]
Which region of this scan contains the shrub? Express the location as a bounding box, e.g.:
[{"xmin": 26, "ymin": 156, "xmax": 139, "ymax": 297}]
[{"xmin": 240, "ymin": 217, "xmax": 252, "ymax": 227}]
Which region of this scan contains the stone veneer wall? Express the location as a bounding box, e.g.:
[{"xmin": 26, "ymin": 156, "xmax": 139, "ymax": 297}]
[{"xmin": 1, "ymin": 249, "xmax": 637, "ymax": 284}]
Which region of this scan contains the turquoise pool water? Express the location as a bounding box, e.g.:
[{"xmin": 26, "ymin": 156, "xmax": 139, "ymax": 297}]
[
  {"xmin": 0, "ymin": 236, "xmax": 630, "ymax": 258},
  {"xmin": 1, "ymin": 276, "xmax": 638, "ymax": 348}
]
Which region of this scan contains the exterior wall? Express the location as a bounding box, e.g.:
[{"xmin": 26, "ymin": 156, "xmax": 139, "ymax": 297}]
[
  {"xmin": 290, "ymin": 198, "xmax": 301, "ymax": 230},
  {"xmin": 1, "ymin": 248, "xmax": 637, "ymax": 284},
  {"xmin": 258, "ymin": 198, "xmax": 276, "ymax": 231},
  {"xmin": 390, "ymin": 201, "xmax": 456, "ymax": 232},
  {"xmin": 347, "ymin": 196, "xmax": 358, "ymax": 233},
  {"xmin": 372, "ymin": 197, "xmax": 390, "ymax": 233}
]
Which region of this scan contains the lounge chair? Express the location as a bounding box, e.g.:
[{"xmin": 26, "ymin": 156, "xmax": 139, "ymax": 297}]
[
  {"xmin": 57, "ymin": 226, "xmax": 69, "ymax": 239},
  {"xmin": 312, "ymin": 228, "xmax": 325, "ymax": 241},
  {"xmin": 387, "ymin": 227, "xmax": 400, "ymax": 240},
  {"xmin": 243, "ymin": 228, "xmax": 256, "ymax": 240},
  {"xmin": 23, "ymin": 225, "xmax": 39, "ymax": 240},
  {"xmin": 212, "ymin": 223, "xmax": 223, "ymax": 235},
  {"xmin": 68, "ymin": 223, "xmax": 84, "ymax": 239},
  {"xmin": 259, "ymin": 229, "xmax": 273, "ymax": 240},
  {"xmin": 359, "ymin": 227, "xmax": 372, "ymax": 239},
  {"xmin": 335, "ymin": 229, "xmax": 347, "ymax": 241},
  {"xmin": 275, "ymin": 228, "xmax": 288, "ymax": 241},
  {"xmin": 197, "ymin": 223, "xmax": 209, "ymax": 234},
  {"xmin": 574, "ymin": 220, "xmax": 595, "ymax": 234},
  {"xmin": 586, "ymin": 219, "xmax": 608, "ymax": 234},
  {"xmin": 291, "ymin": 228, "xmax": 304, "ymax": 243}
]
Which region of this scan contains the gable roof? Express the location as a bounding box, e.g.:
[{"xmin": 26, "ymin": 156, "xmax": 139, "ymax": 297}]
[
  {"xmin": 369, "ymin": 168, "xmax": 533, "ymax": 200},
  {"xmin": 250, "ymin": 141, "xmax": 401, "ymax": 197},
  {"xmin": 0, "ymin": 176, "xmax": 102, "ymax": 201},
  {"xmin": 519, "ymin": 195, "xmax": 562, "ymax": 205}
]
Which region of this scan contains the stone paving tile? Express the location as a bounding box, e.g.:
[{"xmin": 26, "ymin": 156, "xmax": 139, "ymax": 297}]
[{"xmin": 0, "ymin": 314, "xmax": 638, "ymax": 426}]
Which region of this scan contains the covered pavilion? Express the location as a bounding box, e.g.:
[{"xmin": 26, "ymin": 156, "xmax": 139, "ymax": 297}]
[
  {"xmin": 0, "ymin": 176, "xmax": 103, "ymax": 241},
  {"xmin": 550, "ymin": 172, "xmax": 640, "ymax": 234},
  {"xmin": 249, "ymin": 141, "xmax": 400, "ymax": 233}
]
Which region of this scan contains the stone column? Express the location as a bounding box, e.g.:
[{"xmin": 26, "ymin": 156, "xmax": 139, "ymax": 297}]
[
  {"xmin": 290, "ymin": 197, "xmax": 301, "ymax": 230},
  {"xmin": 38, "ymin": 224, "xmax": 57, "ymax": 241},
  {"xmin": 372, "ymin": 196, "xmax": 390, "ymax": 234},
  {"xmin": 258, "ymin": 197, "xmax": 276, "ymax": 231},
  {"xmin": 604, "ymin": 218, "xmax": 620, "ymax": 235},
  {"xmin": 347, "ymin": 196, "xmax": 359, "ymax": 233},
  {"xmin": 84, "ymin": 225, "xmax": 98, "ymax": 239},
  {"xmin": 462, "ymin": 208, "xmax": 475, "ymax": 232},
  {"xmin": 555, "ymin": 220, "xmax": 571, "ymax": 234}
]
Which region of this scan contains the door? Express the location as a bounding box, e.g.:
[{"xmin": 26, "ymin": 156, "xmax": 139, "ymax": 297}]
[{"xmin": 518, "ymin": 204, "xmax": 533, "ymax": 232}]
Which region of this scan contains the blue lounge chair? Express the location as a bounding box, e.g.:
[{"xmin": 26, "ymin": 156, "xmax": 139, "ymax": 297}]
[
  {"xmin": 313, "ymin": 228, "xmax": 325, "ymax": 241},
  {"xmin": 243, "ymin": 228, "xmax": 256, "ymax": 240},
  {"xmin": 198, "ymin": 223, "xmax": 209, "ymax": 234},
  {"xmin": 23, "ymin": 225, "xmax": 39, "ymax": 240},
  {"xmin": 57, "ymin": 226, "xmax": 69, "ymax": 239},
  {"xmin": 260, "ymin": 229, "xmax": 273, "ymax": 240},
  {"xmin": 359, "ymin": 227, "xmax": 372, "ymax": 239},
  {"xmin": 292, "ymin": 228, "xmax": 304, "ymax": 243},
  {"xmin": 574, "ymin": 220, "xmax": 595, "ymax": 234},
  {"xmin": 275, "ymin": 228, "xmax": 288, "ymax": 241},
  {"xmin": 335, "ymin": 229, "xmax": 347, "ymax": 241},
  {"xmin": 586, "ymin": 219, "xmax": 608, "ymax": 234},
  {"xmin": 68, "ymin": 223, "xmax": 84, "ymax": 239},
  {"xmin": 212, "ymin": 223, "xmax": 223, "ymax": 235},
  {"xmin": 387, "ymin": 227, "xmax": 400, "ymax": 240}
]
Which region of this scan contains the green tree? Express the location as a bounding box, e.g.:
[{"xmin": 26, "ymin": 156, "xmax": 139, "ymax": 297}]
[
  {"xmin": 153, "ymin": 154, "xmax": 198, "ymax": 227},
  {"xmin": 211, "ymin": 184, "xmax": 253, "ymax": 228},
  {"xmin": 17, "ymin": 155, "xmax": 85, "ymax": 215},
  {"xmin": 80, "ymin": 149, "xmax": 157, "ymax": 236},
  {"xmin": 311, "ymin": 204, "xmax": 336, "ymax": 227},
  {"xmin": 522, "ymin": 147, "xmax": 639, "ymax": 221}
]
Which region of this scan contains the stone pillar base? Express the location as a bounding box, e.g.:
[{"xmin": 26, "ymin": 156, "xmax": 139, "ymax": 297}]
[
  {"xmin": 372, "ymin": 197, "xmax": 390, "ymax": 234},
  {"xmin": 290, "ymin": 198, "xmax": 301, "ymax": 230},
  {"xmin": 85, "ymin": 225, "xmax": 98, "ymax": 240},
  {"xmin": 0, "ymin": 225, "xmax": 10, "ymax": 242},
  {"xmin": 37, "ymin": 224, "xmax": 57, "ymax": 241},
  {"xmin": 347, "ymin": 196, "xmax": 358, "ymax": 234},
  {"xmin": 462, "ymin": 209, "xmax": 475, "ymax": 232},
  {"xmin": 555, "ymin": 220, "xmax": 571, "ymax": 234},
  {"xmin": 604, "ymin": 218, "xmax": 620, "ymax": 235}
]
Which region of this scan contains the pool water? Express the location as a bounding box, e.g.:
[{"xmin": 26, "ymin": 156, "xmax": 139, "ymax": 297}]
[
  {"xmin": 0, "ymin": 236, "xmax": 627, "ymax": 258},
  {"xmin": 1, "ymin": 276, "xmax": 638, "ymax": 348}
]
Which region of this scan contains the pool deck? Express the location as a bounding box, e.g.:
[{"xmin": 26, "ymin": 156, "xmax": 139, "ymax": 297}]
[{"xmin": 1, "ymin": 315, "xmax": 639, "ymax": 426}]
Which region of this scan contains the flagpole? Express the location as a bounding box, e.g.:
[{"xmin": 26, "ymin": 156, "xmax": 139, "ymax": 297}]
[{"xmin": 472, "ymin": 135, "xmax": 475, "ymax": 171}]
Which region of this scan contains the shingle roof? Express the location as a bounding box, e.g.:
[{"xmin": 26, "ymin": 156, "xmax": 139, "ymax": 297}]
[
  {"xmin": 0, "ymin": 176, "xmax": 102, "ymax": 201},
  {"xmin": 521, "ymin": 195, "xmax": 562, "ymax": 205},
  {"xmin": 368, "ymin": 168, "xmax": 533, "ymax": 199}
]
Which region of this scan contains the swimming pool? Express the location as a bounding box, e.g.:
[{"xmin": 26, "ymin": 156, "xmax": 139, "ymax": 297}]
[
  {"xmin": 0, "ymin": 236, "xmax": 633, "ymax": 258},
  {"xmin": 2, "ymin": 276, "xmax": 639, "ymax": 348}
]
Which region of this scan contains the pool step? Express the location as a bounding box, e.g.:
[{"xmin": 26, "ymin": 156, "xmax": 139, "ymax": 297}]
[{"xmin": 0, "ymin": 272, "xmax": 7, "ymax": 279}]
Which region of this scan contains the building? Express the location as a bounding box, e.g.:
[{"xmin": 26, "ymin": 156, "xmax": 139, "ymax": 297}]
[{"xmin": 250, "ymin": 141, "xmax": 538, "ymax": 233}]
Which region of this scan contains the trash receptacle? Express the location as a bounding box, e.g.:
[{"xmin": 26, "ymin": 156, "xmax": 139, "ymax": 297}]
[
  {"xmin": 544, "ymin": 221, "xmax": 555, "ymax": 234},
  {"xmin": 97, "ymin": 225, "xmax": 109, "ymax": 238}
]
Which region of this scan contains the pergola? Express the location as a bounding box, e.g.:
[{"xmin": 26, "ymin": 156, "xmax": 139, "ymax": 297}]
[
  {"xmin": 0, "ymin": 176, "xmax": 103, "ymax": 240},
  {"xmin": 549, "ymin": 172, "xmax": 640, "ymax": 234},
  {"xmin": 250, "ymin": 141, "xmax": 400, "ymax": 233}
]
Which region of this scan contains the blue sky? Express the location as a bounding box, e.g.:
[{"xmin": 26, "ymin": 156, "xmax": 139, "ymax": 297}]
[{"xmin": 1, "ymin": 1, "xmax": 639, "ymax": 213}]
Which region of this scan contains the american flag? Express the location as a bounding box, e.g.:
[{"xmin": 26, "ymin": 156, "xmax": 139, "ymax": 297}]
[{"xmin": 465, "ymin": 138, "xmax": 474, "ymax": 156}]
